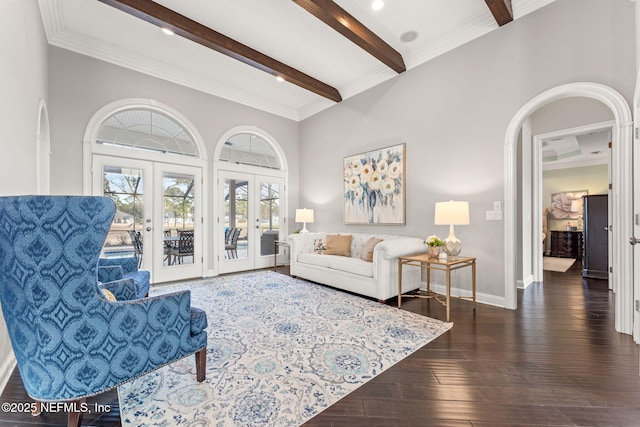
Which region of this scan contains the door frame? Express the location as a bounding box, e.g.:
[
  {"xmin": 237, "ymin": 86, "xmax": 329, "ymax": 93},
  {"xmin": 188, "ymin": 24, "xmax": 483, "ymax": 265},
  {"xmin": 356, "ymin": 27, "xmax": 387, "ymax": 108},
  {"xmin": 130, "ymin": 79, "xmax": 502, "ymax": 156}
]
[
  {"xmin": 504, "ymin": 82, "xmax": 634, "ymax": 338},
  {"xmin": 83, "ymin": 98, "xmax": 208, "ymax": 284},
  {"xmin": 531, "ymin": 121, "xmax": 614, "ymax": 284},
  {"xmin": 212, "ymin": 126, "xmax": 289, "ymax": 277},
  {"xmin": 217, "ymin": 171, "xmax": 285, "ymax": 274}
]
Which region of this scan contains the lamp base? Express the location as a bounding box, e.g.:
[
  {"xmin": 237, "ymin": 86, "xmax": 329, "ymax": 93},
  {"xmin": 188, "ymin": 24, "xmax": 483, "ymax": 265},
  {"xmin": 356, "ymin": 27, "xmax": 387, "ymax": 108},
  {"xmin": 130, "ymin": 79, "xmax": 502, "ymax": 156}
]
[
  {"xmin": 300, "ymin": 223, "xmax": 309, "ymax": 234},
  {"xmin": 443, "ymin": 224, "xmax": 462, "ymax": 258}
]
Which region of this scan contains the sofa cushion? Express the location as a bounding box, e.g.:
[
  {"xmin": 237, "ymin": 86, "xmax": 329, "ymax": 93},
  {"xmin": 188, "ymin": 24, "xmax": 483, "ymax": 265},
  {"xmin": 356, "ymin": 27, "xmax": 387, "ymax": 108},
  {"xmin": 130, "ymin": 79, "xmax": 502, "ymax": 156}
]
[
  {"xmin": 298, "ymin": 253, "xmax": 333, "ymax": 268},
  {"xmin": 297, "ymin": 253, "xmax": 373, "ymax": 277},
  {"xmin": 360, "ymin": 237, "xmax": 383, "ymax": 262},
  {"xmin": 324, "ymin": 234, "xmax": 352, "ymax": 256},
  {"xmin": 328, "ymin": 256, "xmax": 374, "ymax": 277}
]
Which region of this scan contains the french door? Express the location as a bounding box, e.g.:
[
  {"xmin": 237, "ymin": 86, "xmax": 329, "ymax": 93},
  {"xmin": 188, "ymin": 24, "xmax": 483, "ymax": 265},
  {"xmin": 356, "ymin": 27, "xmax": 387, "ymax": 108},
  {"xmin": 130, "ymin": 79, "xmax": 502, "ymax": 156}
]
[
  {"xmin": 218, "ymin": 171, "xmax": 284, "ymax": 274},
  {"xmin": 93, "ymin": 155, "xmax": 203, "ymax": 283}
]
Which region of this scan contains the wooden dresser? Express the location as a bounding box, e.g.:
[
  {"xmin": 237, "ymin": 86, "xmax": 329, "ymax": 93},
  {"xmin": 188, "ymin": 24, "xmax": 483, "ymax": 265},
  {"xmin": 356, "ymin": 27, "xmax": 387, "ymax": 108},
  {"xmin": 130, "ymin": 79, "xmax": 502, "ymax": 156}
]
[{"xmin": 550, "ymin": 230, "xmax": 583, "ymax": 259}]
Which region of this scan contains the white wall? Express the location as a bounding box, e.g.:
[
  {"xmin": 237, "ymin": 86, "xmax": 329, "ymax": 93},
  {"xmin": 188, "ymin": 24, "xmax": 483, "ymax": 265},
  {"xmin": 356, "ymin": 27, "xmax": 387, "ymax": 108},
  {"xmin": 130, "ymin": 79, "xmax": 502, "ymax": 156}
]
[
  {"xmin": 48, "ymin": 47, "xmax": 300, "ymax": 274},
  {"xmin": 0, "ymin": 0, "xmax": 49, "ymax": 393},
  {"xmin": 298, "ymin": 0, "xmax": 635, "ymax": 303}
]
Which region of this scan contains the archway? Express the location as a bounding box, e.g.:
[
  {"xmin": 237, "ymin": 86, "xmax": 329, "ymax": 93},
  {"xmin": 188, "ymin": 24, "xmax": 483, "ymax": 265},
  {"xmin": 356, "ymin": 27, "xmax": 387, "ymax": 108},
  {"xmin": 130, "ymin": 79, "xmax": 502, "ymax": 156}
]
[{"xmin": 504, "ymin": 82, "xmax": 633, "ymax": 335}]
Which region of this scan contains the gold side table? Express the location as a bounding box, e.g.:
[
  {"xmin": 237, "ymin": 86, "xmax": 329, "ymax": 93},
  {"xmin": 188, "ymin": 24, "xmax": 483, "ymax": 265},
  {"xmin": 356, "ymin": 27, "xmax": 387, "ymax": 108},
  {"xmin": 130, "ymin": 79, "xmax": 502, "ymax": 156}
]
[
  {"xmin": 397, "ymin": 253, "xmax": 476, "ymax": 321},
  {"xmin": 274, "ymin": 240, "xmax": 289, "ymax": 271}
]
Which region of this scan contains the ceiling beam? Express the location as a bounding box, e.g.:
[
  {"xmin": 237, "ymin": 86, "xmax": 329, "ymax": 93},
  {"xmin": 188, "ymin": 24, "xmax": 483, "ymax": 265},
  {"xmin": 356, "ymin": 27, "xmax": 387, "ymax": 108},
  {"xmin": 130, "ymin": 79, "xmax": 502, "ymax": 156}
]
[
  {"xmin": 484, "ymin": 0, "xmax": 513, "ymax": 26},
  {"xmin": 98, "ymin": 0, "xmax": 342, "ymax": 102},
  {"xmin": 293, "ymin": 0, "xmax": 406, "ymax": 74}
]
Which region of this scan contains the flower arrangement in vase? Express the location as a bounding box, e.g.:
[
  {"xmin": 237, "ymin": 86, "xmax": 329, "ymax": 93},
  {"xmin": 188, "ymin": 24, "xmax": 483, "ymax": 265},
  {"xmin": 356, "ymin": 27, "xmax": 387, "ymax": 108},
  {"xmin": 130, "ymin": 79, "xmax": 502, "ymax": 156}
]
[{"xmin": 424, "ymin": 235, "xmax": 443, "ymax": 258}]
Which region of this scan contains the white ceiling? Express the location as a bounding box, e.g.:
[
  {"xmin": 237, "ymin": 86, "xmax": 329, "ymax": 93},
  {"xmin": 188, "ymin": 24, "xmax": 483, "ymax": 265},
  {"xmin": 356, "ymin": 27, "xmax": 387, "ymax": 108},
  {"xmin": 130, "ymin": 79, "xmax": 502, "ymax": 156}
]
[
  {"xmin": 542, "ymin": 128, "xmax": 611, "ymax": 170},
  {"xmin": 38, "ymin": 0, "xmax": 556, "ymax": 121}
]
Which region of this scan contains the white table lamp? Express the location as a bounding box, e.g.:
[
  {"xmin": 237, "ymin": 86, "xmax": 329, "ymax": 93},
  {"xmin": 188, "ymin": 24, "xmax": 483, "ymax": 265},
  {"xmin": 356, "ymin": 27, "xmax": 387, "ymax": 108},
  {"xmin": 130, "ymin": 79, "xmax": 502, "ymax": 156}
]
[
  {"xmin": 295, "ymin": 208, "xmax": 314, "ymax": 233},
  {"xmin": 435, "ymin": 201, "xmax": 470, "ymax": 258}
]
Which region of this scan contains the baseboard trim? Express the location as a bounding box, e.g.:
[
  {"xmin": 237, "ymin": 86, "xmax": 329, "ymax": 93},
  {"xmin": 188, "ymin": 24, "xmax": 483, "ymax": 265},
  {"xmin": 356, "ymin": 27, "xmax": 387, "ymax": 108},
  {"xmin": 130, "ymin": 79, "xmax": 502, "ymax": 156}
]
[
  {"xmin": 518, "ymin": 274, "xmax": 534, "ymax": 290},
  {"xmin": 421, "ymin": 282, "xmax": 506, "ymax": 308}
]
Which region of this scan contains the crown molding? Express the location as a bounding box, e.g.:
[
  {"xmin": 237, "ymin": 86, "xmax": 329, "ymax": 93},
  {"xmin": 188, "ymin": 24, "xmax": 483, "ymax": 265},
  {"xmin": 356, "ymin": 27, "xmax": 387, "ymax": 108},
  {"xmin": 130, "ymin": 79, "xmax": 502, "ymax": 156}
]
[{"xmin": 38, "ymin": 1, "xmax": 302, "ymax": 121}]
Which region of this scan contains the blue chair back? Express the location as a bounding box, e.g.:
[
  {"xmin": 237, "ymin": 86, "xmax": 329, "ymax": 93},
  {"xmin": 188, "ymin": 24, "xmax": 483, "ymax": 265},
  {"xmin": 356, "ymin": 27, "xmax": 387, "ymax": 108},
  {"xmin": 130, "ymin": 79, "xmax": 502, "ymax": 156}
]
[{"xmin": 0, "ymin": 196, "xmax": 114, "ymax": 400}]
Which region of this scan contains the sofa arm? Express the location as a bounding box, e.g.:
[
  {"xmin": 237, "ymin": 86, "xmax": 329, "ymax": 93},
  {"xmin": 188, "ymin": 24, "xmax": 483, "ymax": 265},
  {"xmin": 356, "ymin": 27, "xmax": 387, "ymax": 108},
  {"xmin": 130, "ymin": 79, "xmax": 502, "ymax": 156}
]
[{"xmin": 375, "ymin": 238, "xmax": 426, "ymax": 260}]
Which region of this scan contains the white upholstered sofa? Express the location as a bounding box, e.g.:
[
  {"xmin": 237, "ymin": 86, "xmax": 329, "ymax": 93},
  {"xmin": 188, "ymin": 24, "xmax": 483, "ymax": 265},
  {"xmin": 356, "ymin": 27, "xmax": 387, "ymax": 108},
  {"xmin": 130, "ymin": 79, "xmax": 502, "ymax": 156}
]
[{"xmin": 287, "ymin": 232, "xmax": 426, "ymax": 301}]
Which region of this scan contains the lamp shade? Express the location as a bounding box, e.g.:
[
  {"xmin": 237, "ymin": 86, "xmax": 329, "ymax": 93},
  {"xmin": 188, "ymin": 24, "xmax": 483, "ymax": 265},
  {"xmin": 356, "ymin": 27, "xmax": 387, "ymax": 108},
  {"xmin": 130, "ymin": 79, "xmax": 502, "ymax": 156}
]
[
  {"xmin": 570, "ymin": 199, "xmax": 582, "ymax": 213},
  {"xmin": 295, "ymin": 208, "xmax": 314, "ymax": 223},
  {"xmin": 434, "ymin": 201, "xmax": 469, "ymax": 225}
]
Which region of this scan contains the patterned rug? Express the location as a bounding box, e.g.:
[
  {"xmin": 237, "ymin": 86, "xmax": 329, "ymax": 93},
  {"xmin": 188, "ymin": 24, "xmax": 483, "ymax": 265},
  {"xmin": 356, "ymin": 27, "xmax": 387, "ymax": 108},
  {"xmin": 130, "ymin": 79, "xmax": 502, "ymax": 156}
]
[{"xmin": 118, "ymin": 271, "xmax": 452, "ymax": 426}]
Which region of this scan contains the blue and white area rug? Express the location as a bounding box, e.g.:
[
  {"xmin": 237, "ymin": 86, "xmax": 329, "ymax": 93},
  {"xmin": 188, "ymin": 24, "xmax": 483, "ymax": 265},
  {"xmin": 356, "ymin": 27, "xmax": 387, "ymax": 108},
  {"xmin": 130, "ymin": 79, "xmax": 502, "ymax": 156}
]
[{"xmin": 118, "ymin": 271, "xmax": 452, "ymax": 426}]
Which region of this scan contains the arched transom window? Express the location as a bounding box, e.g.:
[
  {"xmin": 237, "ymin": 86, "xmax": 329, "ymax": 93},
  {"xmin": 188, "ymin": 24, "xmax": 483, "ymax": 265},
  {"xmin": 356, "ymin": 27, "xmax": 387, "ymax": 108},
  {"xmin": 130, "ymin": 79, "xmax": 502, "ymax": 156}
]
[
  {"xmin": 97, "ymin": 108, "xmax": 198, "ymax": 157},
  {"xmin": 219, "ymin": 133, "xmax": 281, "ymax": 170}
]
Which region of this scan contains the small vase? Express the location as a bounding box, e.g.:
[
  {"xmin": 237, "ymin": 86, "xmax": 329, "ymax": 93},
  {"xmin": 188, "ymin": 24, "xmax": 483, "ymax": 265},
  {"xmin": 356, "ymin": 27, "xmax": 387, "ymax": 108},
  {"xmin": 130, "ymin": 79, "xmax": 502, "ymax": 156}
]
[{"xmin": 427, "ymin": 246, "xmax": 440, "ymax": 258}]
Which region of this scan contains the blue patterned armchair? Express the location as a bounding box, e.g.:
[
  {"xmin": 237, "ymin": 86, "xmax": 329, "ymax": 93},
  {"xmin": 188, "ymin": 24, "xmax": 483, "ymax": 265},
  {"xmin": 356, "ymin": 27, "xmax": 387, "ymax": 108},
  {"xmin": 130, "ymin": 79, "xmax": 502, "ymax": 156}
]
[
  {"xmin": 97, "ymin": 253, "xmax": 150, "ymax": 299},
  {"xmin": 0, "ymin": 196, "xmax": 207, "ymax": 427}
]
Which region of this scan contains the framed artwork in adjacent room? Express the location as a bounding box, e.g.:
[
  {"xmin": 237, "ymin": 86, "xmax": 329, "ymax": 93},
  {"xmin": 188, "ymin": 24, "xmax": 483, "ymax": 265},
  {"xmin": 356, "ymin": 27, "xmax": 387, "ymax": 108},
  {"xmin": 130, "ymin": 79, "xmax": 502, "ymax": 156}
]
[
  {"xmin": 343, "ymin": 143, "xmax": 406, "ymax": 225},
  {"xmin": 550, "ymin": 190, "xmax": 588, "ymax": 219}
]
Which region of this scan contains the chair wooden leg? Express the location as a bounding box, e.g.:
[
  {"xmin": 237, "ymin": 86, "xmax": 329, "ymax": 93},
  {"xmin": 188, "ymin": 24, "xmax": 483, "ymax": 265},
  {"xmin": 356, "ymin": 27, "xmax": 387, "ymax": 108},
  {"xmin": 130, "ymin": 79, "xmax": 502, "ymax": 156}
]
[
  {"xmin": 67, "ymin": 398, "xmax": 85, "ymax": 427},
  {"xmin": 195, "ymin": 348, "xmax": 206, "ymax": 382},
  {"xmin": 31, "ymin": 401, "xmax": 42, "ymax": 416}
]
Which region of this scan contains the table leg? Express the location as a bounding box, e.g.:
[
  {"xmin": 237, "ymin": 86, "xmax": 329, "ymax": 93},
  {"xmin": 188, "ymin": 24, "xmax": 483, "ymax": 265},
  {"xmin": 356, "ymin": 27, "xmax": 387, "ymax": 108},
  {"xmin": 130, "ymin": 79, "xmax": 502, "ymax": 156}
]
[
  {"xmin": 398, "ymin": 259, "xmax": 403, "ymax": 308},
  {"xmin": 426, "ymin": 263, "xmax": 431, "ymax": 293},
  {"xmin": 446, "ymin": 266, "xmax": 451, "ymax": 322},
  {"xmin": 472, "ymin": 260, "xmax": 476, "ymax": 310}
]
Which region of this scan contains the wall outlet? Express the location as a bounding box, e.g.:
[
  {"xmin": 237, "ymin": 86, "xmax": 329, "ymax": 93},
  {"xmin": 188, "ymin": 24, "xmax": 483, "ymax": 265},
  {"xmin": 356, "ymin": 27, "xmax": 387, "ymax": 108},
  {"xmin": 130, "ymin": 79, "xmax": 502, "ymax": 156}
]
[
  {"xmin": 486, "ymin": 210, "xmax": 503, "ymax": 221},
  {"xmin": 494, "ymin": 201, "xmax": 502, "ymax": 211}
]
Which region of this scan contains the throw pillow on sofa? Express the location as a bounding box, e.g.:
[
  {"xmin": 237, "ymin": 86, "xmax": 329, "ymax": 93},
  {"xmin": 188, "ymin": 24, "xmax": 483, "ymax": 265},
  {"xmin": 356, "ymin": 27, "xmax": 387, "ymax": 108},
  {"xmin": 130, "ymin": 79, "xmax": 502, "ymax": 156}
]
[
  {"xmin": 324, "ymin": 234, "xmax": 352, "ymax": 256},
  {"xmin": 313, "ymin": 238, "xmax": 326, "ymax": 254},
  {"xmin": 360, "ymin": 237, "xmax": 383, "ymax": 262}
]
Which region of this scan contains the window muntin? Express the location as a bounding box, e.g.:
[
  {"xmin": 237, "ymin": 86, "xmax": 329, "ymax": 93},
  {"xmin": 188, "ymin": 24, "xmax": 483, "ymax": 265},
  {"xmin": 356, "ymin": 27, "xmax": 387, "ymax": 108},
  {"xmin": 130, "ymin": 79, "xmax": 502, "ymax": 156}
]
[
  {"xmin": 219, "ymin": 133, "xmax": 280, "ymax": 169},
  {"xmin": 97, "ymin": 108, "xmax": 198, "ymax": 157}
]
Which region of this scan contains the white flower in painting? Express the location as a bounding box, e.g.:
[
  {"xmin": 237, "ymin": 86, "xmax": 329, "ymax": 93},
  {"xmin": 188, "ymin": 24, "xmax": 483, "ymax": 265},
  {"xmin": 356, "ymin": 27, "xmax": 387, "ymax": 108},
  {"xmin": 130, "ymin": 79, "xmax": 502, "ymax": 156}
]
[
  {"xmin": 344, "ymin": 167, "xmax": 352, "ymax": 179},
  {"xmin": 377, "ymin": 160, "xmax": 388, "ymax": 176},
  {"xmin": 369, "ymin": 171, "xmax": 382, "ymax": 190},
  {"xmin": 360, "ymin": 163, "xmax": 373, "ymax": 182},
  {"xmin": 353, "ymin": 186, "xmax": 363, "ymax": 201},
  {"xmin": 381, "ymin": 178, "xmax": 394, "ymax": 194},
  {"xmin": 388, "ymin": 161, "xmax": 401, "ymax": 179},
  {"xmin": 348, "ymin": 175, "xmax": 361, "ymax": 191},
  {"xmin": 351, "ymin": 161, "xmax": 362, "ymax": 176}
]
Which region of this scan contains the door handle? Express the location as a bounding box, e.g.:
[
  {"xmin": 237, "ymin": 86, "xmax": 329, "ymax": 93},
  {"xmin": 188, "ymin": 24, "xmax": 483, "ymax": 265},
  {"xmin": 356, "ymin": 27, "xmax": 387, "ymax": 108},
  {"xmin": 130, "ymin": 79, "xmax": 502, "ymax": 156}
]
[
  {"xmin": 146, "ymin": 227, "xmax": 152, "ymax": 232},
  {"xmin": 605, "ymin": 225, "xmax": 612, "ymax": 231},
  {"xmin": 630, "ymin": 237, "xmax": 640, "ymax": 245}
]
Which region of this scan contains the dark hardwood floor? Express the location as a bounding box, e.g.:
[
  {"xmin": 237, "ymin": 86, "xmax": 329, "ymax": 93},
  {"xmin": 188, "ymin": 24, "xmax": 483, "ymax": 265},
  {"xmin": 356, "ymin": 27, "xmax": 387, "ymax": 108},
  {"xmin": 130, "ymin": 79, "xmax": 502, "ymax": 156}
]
[{"xmin": 2, "ymin": 263, "xmax": 639, "ymax": 426}]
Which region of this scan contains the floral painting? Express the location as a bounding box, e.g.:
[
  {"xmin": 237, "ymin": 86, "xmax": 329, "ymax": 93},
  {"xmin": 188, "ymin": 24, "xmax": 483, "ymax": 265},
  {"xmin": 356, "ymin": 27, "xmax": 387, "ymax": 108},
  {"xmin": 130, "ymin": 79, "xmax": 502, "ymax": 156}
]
[
  {"xmin": 550, "ymin": 190, "xmax": 588, "ymax": 219},
  {"xmin": 344, "ymin": 143, "xmax": 405, "ymax": 224}
]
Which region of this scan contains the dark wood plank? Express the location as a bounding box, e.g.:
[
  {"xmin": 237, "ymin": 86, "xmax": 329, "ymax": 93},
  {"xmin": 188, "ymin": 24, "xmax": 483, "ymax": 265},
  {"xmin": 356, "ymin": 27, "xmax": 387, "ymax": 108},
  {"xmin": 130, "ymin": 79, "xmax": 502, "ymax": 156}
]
[
  {"xmin": 2, "ymin": 263, "xmax": 639, "ymax": 426},
  {"xmin": 293, "ymin": 0, "xmax": 406, "ymax": 73},
  {"xmin": 485, "ymin": 0, "xmax": 513, "ymax": 26},
  {"xmin": 97, "ymin": 0, "xmax": 342, "ymax": 102}
]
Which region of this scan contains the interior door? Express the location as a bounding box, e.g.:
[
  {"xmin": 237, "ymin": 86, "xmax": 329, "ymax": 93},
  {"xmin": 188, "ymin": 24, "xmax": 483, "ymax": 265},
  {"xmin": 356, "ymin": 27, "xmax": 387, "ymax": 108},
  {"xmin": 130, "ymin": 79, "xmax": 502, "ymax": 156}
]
[
  {"xmin": 93, "ymin": 155, "xmax": 203, "ymax": 283},
  {"xmin": 218, "ymin": 171, "xmax": 284, "ymax": 274}
]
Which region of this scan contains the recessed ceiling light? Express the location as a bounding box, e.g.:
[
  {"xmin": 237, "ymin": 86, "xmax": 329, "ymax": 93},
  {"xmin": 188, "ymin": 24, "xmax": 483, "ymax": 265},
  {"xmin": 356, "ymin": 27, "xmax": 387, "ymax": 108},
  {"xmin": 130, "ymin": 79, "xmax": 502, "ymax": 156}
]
[
  {"xmin": 161, "ymin": 27, "xmax": 174, "ymax": 36},
  {"xmin": 400, "ymin": 31, "xmax": 418, "ymax": 43},
  {"xmin": 371, "ymin": 0, "xmax": 384, "ymax": 11},
  {"xmin": 276, "ymin": 76, "xmax": 285, "ymax": 82}
]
